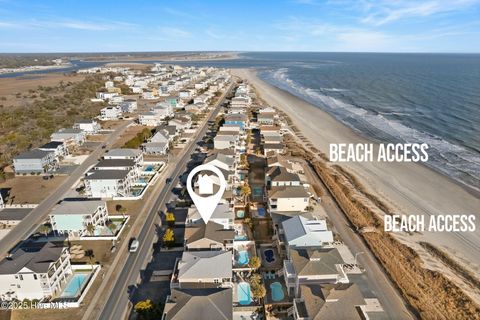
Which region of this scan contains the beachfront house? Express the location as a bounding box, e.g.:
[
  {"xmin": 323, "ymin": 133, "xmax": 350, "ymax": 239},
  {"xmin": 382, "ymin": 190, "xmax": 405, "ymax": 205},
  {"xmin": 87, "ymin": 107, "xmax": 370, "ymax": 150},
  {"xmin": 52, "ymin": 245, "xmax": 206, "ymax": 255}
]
[
  {"xmin": 84, "ymin": 170, "xmax": 133, "ymax": 198},
  {"xmin": 268, "ymin": 186, "xmax": 310, "ymax": 213},
  {"xmin": 224, "ymin": 114, "xmax": 248, "ymax": 129},
  {"xmin": 104, "ymin": 148, "xmax": 143, "ymax": 166},
  {"xmin": 186, "ymin": 203, "xmax": 234, "ymax": 229},
  {"xmin": 169, "ymin": 116, "xmax": 192, "ymax": 133},
  {"xmin": 213, "ymin": 135, "xmax": 238, "ymax": 150},
  {"xmin": 283, "ymin": 247, "xmax": 348, "ymax": 298},
  {"xmin": 120, "ymin": 99, "xmax": 137, "ymax": 113},
  {"xmin": 162, "ymin": 288, "xmax": 233, "ymax": 320},
  {"xmin": 49, "ymin": 199, "xmax": 109, "ymax": 238},
  {"xmin": 281, "ymin": 215, "xmax": 334, "ymax": 256},
  {"xmin": 0, "ymin": 242, "xmax": 72, "ymax": 301},
  {"xmin": 13, "ymin": 149, "xmax": 57, "ymax": 174},
  {"xmin": 290, "ymin": 283, "xmax": 368, "ymax": 320},
  {"xmin": 171, "ymin": 251, "xmax": 232, "ymax": 289},
  {"xmin": 266, "ymin": 166, "xmax": 301, "ymax": 188},
  {"xmin": 74, "ymin": 119, "xmax": 101, "ymax": 134},
  {"xmin": 139, "ymin": 111, "xmax": 163, "ymax": 126}
]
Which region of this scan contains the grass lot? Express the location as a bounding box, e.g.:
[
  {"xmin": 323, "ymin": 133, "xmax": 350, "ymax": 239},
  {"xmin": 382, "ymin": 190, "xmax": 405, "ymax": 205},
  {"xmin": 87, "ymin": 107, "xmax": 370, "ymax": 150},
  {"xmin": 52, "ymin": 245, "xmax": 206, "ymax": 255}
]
[
  {"xmin": 0, "ymin": 176, "xmax": 67, "ymax": 204},
  {"xmin": 111, "ymin": 125, "xmax": 149, "ymax": 148}
]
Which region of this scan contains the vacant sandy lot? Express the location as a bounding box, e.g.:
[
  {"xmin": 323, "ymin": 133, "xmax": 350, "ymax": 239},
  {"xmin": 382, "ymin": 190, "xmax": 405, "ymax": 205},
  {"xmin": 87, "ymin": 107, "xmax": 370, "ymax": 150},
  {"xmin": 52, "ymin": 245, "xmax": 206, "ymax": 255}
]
[
  {"xmin": 111, "ymin": 124, "xmax": 150, "ymax": 148},
  {"xmin": 0, "ymin": 176, "xmax": 67, "ymax": 204}
]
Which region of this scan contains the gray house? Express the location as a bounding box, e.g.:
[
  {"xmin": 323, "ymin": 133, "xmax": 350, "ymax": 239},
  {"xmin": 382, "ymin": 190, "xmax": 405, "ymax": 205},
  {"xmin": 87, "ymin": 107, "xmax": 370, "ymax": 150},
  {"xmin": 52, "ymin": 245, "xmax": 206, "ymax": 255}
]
[
  {"xmin": 162, "ymin": 288, "xmax": 232, "ymax": 320},
  {"xmin": 13, "ymin": 149, "xmax": 56, "ymax": 174}
]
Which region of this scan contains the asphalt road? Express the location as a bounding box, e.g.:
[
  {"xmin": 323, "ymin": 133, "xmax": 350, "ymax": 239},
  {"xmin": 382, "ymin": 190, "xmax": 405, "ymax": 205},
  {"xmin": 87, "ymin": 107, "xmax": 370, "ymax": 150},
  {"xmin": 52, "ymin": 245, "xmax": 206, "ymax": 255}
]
[
  {"xmin": 97, "ymin": 84, "xmax": 233, "ymax": 320},
  {"xmin": 0, "ymin": 120, "xmax": 133, "ymax": 256}
]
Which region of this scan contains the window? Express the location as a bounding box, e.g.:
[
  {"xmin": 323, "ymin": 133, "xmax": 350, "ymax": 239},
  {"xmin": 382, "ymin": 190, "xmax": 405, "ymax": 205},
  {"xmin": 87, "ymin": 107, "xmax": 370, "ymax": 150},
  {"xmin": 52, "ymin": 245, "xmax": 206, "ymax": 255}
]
[
  {"xmin": 214, "ymin": 278, "xmax": 219, "ymax": 284},
  {"xmin": 19, "ymin": 275, "xmax": 23, "ymax": 281},
  {"xmin": 33, "ymin": 274, "xmax": 38, "ymax": 280}
]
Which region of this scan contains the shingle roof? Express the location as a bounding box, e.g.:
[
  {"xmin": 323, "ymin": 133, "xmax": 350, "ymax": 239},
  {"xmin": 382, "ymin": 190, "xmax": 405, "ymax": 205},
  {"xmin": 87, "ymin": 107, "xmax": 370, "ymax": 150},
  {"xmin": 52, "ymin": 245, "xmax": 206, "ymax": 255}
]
[
  {"xmin": 186, "ymin": 221, "xmax": 234, "ymax": 245},
  {"xmin": 0, "ymin": 242, "xmax": 65, "ymax": 274},
  {"xmin": 94, "ymin": 159, "xmax": 135, "ymax": 168},
  {"xmin": 268, "ymin": 166, "xmax": 300, "ymax": 182},
  {"xmin": 85, "ymin": 170, "xmax": 129, "ymax": 180},
  {"xmin": 269, "ymin": 186, "xmax": 309, "ymax": 198},
  {"xmin": 50, "ymin": 199, "xmax": 105, "ymax": 216},
  {"xmin": 177, "ymin": 251, "xmax": 232, "ymax": 280},
  {"xmin": 15, "ymin": 149, "xmax": 53, "ymax": 160},
  {"xmin": 39, "ymin": 141, "xmax": 64, "ymax": 149},
  {"xmin": 290, "ymin": 248, "xmax": 344, "ymax": 276},
  {"xmin": 164, "ymin": 288, "xmax": 232, "ymax": 320}
]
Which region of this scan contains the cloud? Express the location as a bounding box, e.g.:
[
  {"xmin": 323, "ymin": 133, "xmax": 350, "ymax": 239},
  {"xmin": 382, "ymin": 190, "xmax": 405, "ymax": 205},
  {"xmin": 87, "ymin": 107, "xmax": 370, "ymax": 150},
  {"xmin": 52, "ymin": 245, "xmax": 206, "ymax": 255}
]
[
  {"xmin": 0, "ymin": 19, "xmax": 136, "ymax": 31},
  {"xmin": 158, "ymin": 26, "xmax": 191, "ymax": 38},
  {"xmin": 360, "ymin": 0, "xmax": 480, "ymax": 26}
]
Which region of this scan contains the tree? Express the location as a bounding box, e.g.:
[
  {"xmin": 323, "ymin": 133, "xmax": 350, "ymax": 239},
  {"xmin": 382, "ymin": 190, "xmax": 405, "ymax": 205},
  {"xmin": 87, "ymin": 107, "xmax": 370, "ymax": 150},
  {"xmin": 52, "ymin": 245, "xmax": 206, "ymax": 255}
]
[
  {"xmin": 163, "ymin": 228, "xmax": 175, "ymax": 247},
  {"xmin": 248, "ymin": 256, "xmax": 261, "ymax": 270},
  {"xmin": 38, "ymin": 224, "xmax": 51, "ymax": 238},
  {"xmin": 240, "ymin": 184, "xmax": 251, "ymax": 204},
  {"xmin": 305, "ymin": 205, "xmax": 314, "ymax": 212},
  {"xmin": 134, "ymin": 299, "xmax": 154, "ymax": 315},
  {"xmin": 86, "ymin": 223, "xmax": 95, "ymax": 236},
  {"xmin": 250, "ymin": 273, "xmax": 262, "ymax": 286},
  {"xmin": 116, "ymin": 204, "xmax": 127, "ymax": 218},
  {"xmin": 165, "ymin": 212, "xmax": 175, "ymax": 227},
  {"xmin": 251, "ymin": 283, "xmax": 267, "ymax": 300},
  {"xmin": 85, "ymin": 249, "xmax": 95, "ymax": 264}
]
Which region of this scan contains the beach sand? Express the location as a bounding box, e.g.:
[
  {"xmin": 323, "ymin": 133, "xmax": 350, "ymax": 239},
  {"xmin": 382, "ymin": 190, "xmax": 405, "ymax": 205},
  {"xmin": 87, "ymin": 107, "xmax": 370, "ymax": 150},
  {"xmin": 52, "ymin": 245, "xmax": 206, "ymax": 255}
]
[{"xmin": 231, "ymin": 68, "xmax": 480, "ymax": 273}]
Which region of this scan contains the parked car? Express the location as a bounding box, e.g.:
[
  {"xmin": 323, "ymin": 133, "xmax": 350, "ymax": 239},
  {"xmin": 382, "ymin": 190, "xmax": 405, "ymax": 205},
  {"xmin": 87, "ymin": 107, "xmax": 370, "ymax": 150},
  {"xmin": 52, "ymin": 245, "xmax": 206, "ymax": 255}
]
[{"xmin": 129, "ymin": 238, "xmax": 139, "ymax": 252}]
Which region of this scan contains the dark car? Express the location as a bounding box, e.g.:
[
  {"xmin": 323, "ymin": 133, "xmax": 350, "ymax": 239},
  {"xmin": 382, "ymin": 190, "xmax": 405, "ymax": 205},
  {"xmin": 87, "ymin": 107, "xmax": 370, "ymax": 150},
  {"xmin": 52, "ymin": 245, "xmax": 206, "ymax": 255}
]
[{"xmin": 166, "ymin": 178, "xmax": 173, "ymax": 184}]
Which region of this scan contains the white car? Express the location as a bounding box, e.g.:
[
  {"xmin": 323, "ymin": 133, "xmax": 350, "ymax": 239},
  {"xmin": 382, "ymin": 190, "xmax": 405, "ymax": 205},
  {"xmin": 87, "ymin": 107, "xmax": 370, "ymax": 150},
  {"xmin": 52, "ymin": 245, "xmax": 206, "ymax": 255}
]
[{"xmin": 129, "ymin": 239, "xmax": 139, "ymax": 252}]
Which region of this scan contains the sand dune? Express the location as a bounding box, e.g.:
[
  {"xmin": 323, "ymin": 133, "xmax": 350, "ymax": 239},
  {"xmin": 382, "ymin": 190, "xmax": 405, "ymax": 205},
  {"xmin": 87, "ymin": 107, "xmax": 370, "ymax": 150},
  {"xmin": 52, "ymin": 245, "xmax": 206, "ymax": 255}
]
[{"xmin": 231, "ymin": 68, "xmax": 480, "ymax": 273}]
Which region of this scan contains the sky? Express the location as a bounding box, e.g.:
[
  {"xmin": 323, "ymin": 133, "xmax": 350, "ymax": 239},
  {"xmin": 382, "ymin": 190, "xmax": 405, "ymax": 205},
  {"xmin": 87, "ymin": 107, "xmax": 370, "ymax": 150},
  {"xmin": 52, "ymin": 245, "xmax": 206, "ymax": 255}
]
[{"xmin": 0, "ymin": 0, "xmax": 480, "ymax": 53}]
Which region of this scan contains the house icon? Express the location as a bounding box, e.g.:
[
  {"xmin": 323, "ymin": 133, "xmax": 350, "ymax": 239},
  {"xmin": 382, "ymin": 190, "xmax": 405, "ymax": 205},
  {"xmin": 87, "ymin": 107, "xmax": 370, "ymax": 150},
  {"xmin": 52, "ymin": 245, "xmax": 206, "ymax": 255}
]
[{"xmin": 197, "ymin": 174, "xmax": 214, "ymax": 195}]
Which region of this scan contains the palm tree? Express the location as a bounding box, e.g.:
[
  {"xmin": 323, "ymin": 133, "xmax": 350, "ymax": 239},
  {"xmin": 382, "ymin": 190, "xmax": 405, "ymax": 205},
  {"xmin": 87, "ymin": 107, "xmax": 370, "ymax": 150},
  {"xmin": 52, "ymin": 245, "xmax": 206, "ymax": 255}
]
[
  {"xmin": 240, "ymin": 184, "xmax": 251, "ymax": 205},
  {"xmin": 85, "ymin": 223, "xmax": 95, "ymax": 236},
  {"xmin": 38, "ymin": 224, "xmax": 51, "ymax": 238}
]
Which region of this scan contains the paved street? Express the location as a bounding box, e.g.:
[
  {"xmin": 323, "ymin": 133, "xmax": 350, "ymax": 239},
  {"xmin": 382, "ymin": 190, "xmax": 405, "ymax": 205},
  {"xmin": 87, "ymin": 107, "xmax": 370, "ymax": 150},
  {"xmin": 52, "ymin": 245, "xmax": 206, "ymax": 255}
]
[
  {"xmin": 0, "ymin": 120, "xmax": 133, "ymax": 257},
  {"xmin": 96, "ymin": 84, "xmax": 233, "ymax": 320}
]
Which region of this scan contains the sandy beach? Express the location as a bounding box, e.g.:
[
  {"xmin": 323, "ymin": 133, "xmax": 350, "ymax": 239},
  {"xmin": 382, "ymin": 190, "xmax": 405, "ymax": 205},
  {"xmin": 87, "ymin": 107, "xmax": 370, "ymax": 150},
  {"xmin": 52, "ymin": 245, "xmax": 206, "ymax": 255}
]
[{"xmin": 231, "ymin": 68, "xmax": 480, "ymax": 273}]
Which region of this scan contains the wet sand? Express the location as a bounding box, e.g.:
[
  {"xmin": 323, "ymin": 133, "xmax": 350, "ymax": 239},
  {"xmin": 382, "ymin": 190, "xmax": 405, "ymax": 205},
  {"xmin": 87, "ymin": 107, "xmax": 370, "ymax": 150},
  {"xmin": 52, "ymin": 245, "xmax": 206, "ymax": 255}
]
[{"xmin": 231, "ymin": 68, "xmax": 480, "ymax": 272}]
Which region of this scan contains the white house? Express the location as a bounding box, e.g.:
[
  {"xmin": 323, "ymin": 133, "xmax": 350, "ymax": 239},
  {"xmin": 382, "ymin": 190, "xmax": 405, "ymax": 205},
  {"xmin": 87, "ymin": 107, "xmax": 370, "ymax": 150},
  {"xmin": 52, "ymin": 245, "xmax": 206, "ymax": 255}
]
[
  {"xmin": 50, "ymin": 128, "xmax": 86, "ymax": 147},
  {"xmin": 13, "ymin": 149, "xmax": 57, "ymax": 174},
  {"xmin": 214, "ymin": 135, "xmax": 238, "ymax": 150},
  {"xmin": 74, "ymin": 119, "xmax": 101, "ymax": 134},
  {"xmin": 84, "ymin": 170, "xmax": 133, "ymax": 198},
  {"xmin": 100, "ymin": 106, "xmax": 122, "ymax": 120},
  {"xmin": 169, "ymin": 116, "xmax": 192, "ymax": 132},
  {"xmin": 268, "ymin": 186, "xmax": 310, "ymax": 212},
  {"xmin": 38, "ymin": 141, "xmax": 68, "ymax": 159},
  {"xmin": 139, "ymin": 112, "xmax": 163, "ymax": 126},
  {"xmin": 186, "ymin": 203, "xmax": 234, "ymax": 229},
  {"xmin": 49, "ymin": 199, "xmax": 109, "ymax": 238},
  {"xmin": 120, "ymin": 99, "xmax": 138, "ymax": 113},
  {"xmin": 281, "ymin": 215, "xmax": 334, "ymax": 253},
  {"xmin": 0, "ymin": 242, "xmax": 72, "ymax": 301},
  {"xmin": 104, "ymin": 148, "xmax": 143, "ymax": 165}
]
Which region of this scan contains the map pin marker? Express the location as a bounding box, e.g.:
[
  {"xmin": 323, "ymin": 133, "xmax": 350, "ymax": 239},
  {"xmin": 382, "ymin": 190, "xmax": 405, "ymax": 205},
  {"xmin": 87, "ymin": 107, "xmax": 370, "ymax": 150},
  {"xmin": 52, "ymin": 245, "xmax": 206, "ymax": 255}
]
[{"xmin": 186, "ymin": 164, "xmax": 226, "ymax": 223}]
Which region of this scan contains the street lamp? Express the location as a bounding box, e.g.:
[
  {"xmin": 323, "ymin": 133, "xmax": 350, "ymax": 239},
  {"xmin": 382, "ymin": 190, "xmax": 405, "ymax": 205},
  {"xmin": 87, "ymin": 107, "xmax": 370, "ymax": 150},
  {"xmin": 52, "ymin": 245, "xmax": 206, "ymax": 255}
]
[{"xmin": 354, "ymin": 251, "xmax": 365, "ymax": 265}]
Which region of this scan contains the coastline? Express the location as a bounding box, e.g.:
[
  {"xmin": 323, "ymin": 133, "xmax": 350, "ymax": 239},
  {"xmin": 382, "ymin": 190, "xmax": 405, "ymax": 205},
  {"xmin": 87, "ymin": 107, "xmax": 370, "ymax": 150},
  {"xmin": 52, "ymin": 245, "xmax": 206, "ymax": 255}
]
[{"xmin": 231, "ymin": 68, "xmax": 480, "ymax": 270}]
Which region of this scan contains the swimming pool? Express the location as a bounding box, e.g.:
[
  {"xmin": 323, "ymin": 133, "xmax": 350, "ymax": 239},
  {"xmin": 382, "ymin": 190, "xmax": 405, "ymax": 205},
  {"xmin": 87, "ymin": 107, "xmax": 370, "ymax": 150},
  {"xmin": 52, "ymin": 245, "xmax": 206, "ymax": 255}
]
[
  {"xmin": 60, "ymin": 273, "xmax": 89, "ymax": 298},
  {"xmin": 145, "ymin": 165, "xmax": 154, "ymax": 171},
  {"xmin": 264, "ymin": 249, "xmax": 275, "ymax": 263},
  {"xmin": 270, "ymin": 282, "xmax": 284, "ymax": 302},
  {"xmin": 237, "ymin": 250, "xmax": 249, "ymax": 265},
  {"xmin": 257, "ymin": 208, "xmax": 266, "ymax": 217},
  {"xmin": 238, "ymin": 282, "xmax": 252, "ymax": 305},
  {"xmin": 253, "ymin": 186, "xmax": 263, "ymax": 197},
  {"xmin": 236, "ymin": 210, "xmax": 245, "ymax": 218},
  {"xmin": 235, "ymin": 235, "xmax": 248, "ymax": 241}
]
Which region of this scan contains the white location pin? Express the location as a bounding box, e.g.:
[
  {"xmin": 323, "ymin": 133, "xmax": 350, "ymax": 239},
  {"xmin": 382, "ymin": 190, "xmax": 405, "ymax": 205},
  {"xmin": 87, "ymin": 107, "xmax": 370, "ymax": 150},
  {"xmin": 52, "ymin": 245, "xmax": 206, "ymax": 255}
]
[{"xmin": 186, "ymin": 164, "xmax": 226, "ymax": 224}]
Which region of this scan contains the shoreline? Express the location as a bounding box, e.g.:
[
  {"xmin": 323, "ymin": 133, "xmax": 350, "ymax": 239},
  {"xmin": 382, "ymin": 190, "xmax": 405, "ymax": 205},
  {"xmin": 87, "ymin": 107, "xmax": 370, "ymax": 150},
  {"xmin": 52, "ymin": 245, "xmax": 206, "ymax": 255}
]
[{"xmin": 231, "ymin": 68, "xmax": 480, "ymax": 270}]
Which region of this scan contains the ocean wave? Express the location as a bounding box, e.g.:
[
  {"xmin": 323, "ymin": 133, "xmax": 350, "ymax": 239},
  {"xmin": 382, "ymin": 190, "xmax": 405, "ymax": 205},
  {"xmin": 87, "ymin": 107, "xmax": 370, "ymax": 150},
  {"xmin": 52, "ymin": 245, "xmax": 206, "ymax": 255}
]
[{"xmin": 263, "ymin": 67, "xmax": 480, "ymax": 192}]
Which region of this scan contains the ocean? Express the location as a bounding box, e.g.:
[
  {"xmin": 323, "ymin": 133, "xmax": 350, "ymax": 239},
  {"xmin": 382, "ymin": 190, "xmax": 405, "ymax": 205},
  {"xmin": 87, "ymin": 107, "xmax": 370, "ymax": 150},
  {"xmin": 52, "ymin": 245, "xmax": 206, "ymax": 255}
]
[
  {"xmin": 4, "ymin": 52, "xmax": 480, "ymax": 192},
  {"xmin": 173, "ymin": 52, "xmax": 480, "ymax": 192}
]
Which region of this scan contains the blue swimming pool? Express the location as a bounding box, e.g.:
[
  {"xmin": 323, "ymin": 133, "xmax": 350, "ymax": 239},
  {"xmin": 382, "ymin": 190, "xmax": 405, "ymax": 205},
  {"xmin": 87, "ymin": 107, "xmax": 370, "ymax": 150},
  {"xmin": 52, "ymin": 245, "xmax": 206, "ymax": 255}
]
[
  {"xmin": 145, "ymin": 165, "xmax": 154, "ymax": 171},
  {"xmin": 60, "ymin": 273, "xmax": 89, "ymax": 298},
  {"xmin": 253, "ymin": 186, "xmax": 263, "ymax": 197},
  {"xmin": 237, "ymin": 250, "xmax": 249, "ymax": 265},
  {"xmin": 258, "ymin": 208, "xmax": 266, "ymax": 217},
  {"xmin": 236, "ymin": 210, "xmax": 245, "ymax": 218},
  {"xmin": 235, "ymin": 235, "xmax": 248, "ymax": 241},
  {"xmin": 270, "ymin": 282, "xmax": 284, "ymax": 302},
  {"xmin": 238, "ymin": 282, "xmax": 252, "ymax": 305},
  {"xmin": 264, "ymin": 249, "xmax": 275, "ymax": 263}
]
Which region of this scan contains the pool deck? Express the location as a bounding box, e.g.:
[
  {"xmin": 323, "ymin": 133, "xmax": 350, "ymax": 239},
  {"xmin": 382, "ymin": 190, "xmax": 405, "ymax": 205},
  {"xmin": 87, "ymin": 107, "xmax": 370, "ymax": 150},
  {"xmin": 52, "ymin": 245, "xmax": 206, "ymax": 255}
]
[{"xmin": 264, "ymin": 275, "xmax": 290, "ymax": 305}]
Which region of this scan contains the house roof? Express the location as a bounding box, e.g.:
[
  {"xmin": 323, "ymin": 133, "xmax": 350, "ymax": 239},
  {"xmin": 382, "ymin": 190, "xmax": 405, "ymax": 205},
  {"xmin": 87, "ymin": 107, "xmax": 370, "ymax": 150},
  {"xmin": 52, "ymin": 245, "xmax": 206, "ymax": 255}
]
[
  {"xmin": 177, "ymin": 251, "xmax": 232, "ymax": 280},
  {"xmin": 214, "ymin": 135, "xmax": 236, "ymax": 142},
  {"xmin": 264, "ymin": 143, "xmax": 284, "ymax": 150},
  {"xmin": 290, "ymin": 248, "xmax": 344, "ymax": 276},
  {"xmin": 85, "ymin": 170, "xmax": 129, "ymax": 180},
  {"xmin": 267, "ymin": 166, "xmax": 300, "ymax": 182},
  {"xmin": 0, "ymin": 242, "xmax": 65, "ymax": 275},
  {"xmin": 143, "ymin": 142, "xmax": 168, "ymax": 149},
  {"xmin": 282, "ymin": 215, "xmax": 333, "ymax": 247},
  {"xmin": 14, "ymin": 149, "xmax": 53, "ymax": 160},
  {"xmin": 186, "ymin": 221, "xmax": 234, "ymax": 245},
  {"xmin": 299, "ymin": 283, "xmax": 366, "ymax": 320},
  {"xmin": 163, "ymin": 288, "xmax": 232, "ymax": 320},
  {"xmin": 52, "ymin": 128, "xmax": 83, "ymax": 135},
  {"xmin": 188, "ymin": 203, "xmax": 233, "ymax": 221},
  {"xmin": 75, "ymin": 119, "xmax": 96, "ymax": 124},
  {"xmin": 269, "ymin": 186, "xmax": 309, "ymax": 199},
  {"xmin": 0, "ymin": 208, "xmax": 31, "ymax": 221},
  {"xmin": 205, "ymin": 152, "xmax": 235, "ymax": 168},
  {"xmin": 157, "ymin": 124, "xmax": 177, "ymax": 136},
  {"xmin": 95, "ymin": 159, "xmax": 135, "ymax": 168},
  {"xmin": 105, "ymin": 148, "xmax": 141, "ymax": 158},
  {"xmin": 50, "ymin": 199, "xmax": 106, "ymax": 216},
  {"xmin": 39, "ymin": 141, "xmax": 64, "ymax": 149}
]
